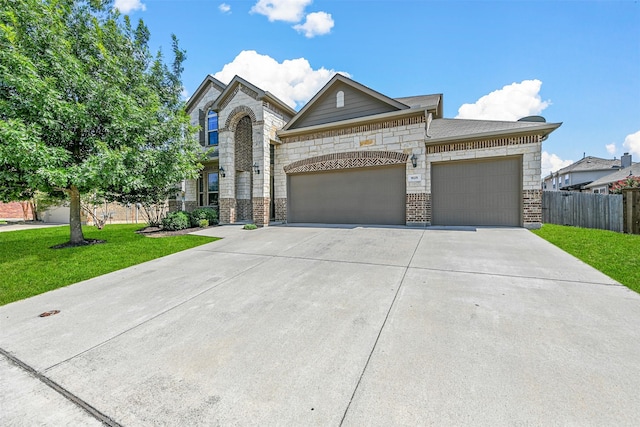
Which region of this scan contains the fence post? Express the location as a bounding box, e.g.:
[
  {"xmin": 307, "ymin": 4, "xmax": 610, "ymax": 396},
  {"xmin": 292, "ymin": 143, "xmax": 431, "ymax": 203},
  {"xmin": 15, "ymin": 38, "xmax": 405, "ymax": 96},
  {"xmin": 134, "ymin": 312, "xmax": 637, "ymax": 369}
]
[{"xmin": 623, "ymin": 188, "xmax": 640, "ymax": 234}]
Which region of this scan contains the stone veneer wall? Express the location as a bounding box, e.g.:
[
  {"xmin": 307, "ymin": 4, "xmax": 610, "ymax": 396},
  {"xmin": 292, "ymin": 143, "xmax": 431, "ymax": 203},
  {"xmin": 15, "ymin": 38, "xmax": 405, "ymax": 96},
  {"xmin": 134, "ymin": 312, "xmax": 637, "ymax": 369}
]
[{"xmin": 276, "ymin": 116, "xmax": 428, "ymax": 225}]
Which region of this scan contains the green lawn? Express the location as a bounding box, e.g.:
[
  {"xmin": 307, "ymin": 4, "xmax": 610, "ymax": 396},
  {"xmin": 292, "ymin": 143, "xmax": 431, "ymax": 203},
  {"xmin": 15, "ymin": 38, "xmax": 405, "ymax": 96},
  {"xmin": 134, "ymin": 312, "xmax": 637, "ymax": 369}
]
[
  {"xmin": 0, "ymin": 224, "xmax": 218, "ymax": 306},
  {"xmin": 532, "ymin": 224, "xmax": 640, "ymax": 293}
]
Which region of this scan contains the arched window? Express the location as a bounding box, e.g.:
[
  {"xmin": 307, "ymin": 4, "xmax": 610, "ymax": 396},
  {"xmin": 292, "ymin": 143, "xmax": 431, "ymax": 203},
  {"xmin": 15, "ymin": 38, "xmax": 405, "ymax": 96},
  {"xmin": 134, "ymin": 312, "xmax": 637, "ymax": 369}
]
[
  {"xmin": 207, "ymin": 110, "xmax": 218, "ymax": 146},
  {"xmin": 336, "ymin": 91, "xmax": 344, "ymax": 108}
]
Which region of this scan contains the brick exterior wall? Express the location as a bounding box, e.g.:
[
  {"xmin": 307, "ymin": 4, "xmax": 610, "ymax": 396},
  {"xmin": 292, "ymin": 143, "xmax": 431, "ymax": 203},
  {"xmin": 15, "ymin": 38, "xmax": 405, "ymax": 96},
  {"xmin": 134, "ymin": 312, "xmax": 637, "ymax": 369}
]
[
  {"xmin": 406, "ymin": 193, "xmax": 431, "ymax": 225},
  {"xmin": 0, "ymin": 202, "xmax": 34, "ymax": 220},
  {"xmin": 219, "ymin": 198, "xmax": 235, "ymax": 224},
  {"xmin": 523, "ymin": 189, "xmax": 542, "ymax": 229},
  {"xmin": 253, "ymin": 197, "xmax": 270, "ymax": 227},
  {"xmin": 235, "ymin": 116, "xmax": 253, "ymax": 172},
  {"xmin": 236, "ymin": 199, "xmax": 252, "ymax": 222},
  {"xmin": 275, "ymin": 198, "xmax": 287, "ymax": 222}
]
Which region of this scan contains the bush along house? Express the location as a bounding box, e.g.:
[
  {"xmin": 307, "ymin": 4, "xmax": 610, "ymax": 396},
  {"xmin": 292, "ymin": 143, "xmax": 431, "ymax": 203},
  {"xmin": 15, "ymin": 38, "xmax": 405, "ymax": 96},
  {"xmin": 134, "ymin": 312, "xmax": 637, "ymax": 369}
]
[{"xmin": 181, "ymin": 74, "xmax": 561, "ymax": 229}]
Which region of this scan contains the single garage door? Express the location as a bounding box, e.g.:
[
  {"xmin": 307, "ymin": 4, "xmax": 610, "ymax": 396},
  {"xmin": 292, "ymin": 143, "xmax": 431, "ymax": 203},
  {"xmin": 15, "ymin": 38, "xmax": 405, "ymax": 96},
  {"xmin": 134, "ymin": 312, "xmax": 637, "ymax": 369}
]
[
  {"xmin": 431, "ymin": 157, "xmax": 522, "ymax": 226},
  {"xmin": 288, "ymin": 165, "xmax": 405, "ymax": 224}
]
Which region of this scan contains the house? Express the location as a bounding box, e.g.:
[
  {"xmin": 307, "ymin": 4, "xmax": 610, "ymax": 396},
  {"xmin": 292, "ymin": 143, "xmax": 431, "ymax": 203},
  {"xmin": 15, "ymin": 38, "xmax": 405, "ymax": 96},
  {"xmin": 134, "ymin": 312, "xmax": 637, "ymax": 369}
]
[
  {"xmin": 0, "ymin": 201, "xmax": 34, "ymax": 221},
  {"xmin": 182, "ymin": 74, "xmax": 561, "ymax": 229},
  {"xmin": 542, "ymin": 154, "xmax": 628, "ymax": 192},
  {"xmin": 584, "ymin": 153, "xmax": 637, "ymax": 193}
]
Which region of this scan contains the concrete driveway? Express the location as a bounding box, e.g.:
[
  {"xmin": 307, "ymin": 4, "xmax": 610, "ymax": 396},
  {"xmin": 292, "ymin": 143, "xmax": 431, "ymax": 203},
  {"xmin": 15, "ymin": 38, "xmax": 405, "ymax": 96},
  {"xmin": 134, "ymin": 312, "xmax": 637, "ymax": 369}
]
[{"xmin": 1, "ymin": 225, "xmax": 639, "ymax": 426}]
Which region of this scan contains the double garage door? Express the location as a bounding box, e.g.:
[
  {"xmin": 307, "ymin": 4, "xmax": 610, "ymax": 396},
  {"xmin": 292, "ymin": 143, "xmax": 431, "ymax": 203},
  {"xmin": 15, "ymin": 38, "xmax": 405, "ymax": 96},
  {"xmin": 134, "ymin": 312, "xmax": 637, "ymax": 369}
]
[
  {"xmin": 431, "ymin": 157, "xmax": 522, "ymax": 227},
  {"xmin": 288, "ymin": 165, "xmax": 406, "ymax": 225}
]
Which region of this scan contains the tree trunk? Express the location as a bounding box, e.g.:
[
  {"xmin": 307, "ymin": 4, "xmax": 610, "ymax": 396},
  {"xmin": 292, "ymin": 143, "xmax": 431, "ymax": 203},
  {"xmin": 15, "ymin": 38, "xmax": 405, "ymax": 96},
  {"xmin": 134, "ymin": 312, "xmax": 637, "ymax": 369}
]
[{"xmin": 69, "ymin": 185, "xmax": 85, "ymax": 244}]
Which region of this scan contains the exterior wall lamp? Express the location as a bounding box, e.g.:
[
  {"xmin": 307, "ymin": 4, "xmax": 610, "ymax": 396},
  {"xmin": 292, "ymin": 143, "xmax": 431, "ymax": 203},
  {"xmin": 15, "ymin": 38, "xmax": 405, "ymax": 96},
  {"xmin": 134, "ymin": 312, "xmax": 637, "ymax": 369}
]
[
  {"xmin": 219, "ymin": 166, "xmax": 225, "ymax": 177},
  {"xmin": 253, "ymin": 162, "xmax": 260, "ymax": 174},
  {"xmin": 410, "ymin": 154, "xmax": 417, "ymax": 168}
]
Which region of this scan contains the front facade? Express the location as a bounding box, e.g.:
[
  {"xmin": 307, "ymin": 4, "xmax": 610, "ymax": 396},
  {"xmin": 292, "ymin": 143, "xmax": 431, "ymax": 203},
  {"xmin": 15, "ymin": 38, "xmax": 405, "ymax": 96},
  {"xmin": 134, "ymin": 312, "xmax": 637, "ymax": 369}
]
[{"xmin": 183, "ymin": 74, "xmax": 561, "ymax": 229}]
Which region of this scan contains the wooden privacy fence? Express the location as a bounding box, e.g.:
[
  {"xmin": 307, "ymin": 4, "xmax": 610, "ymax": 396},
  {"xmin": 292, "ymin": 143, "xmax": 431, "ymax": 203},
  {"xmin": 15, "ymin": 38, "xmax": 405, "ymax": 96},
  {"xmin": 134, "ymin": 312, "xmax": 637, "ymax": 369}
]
[{"xmin": 542, "ymin": 191, "xmax": 623, "ymax": 232}]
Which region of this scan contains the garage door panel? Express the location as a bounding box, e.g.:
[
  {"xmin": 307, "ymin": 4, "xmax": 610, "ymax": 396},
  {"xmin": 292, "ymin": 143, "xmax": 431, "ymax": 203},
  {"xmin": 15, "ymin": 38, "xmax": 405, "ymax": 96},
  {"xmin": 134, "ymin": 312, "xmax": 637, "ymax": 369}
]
[
  {"xmin": 432, "ymin": 157, "xmax": 521, "ymax": 227},
  {"xmin": 288, "ymin": 165, "xmax": 405, "ymax": 225}
]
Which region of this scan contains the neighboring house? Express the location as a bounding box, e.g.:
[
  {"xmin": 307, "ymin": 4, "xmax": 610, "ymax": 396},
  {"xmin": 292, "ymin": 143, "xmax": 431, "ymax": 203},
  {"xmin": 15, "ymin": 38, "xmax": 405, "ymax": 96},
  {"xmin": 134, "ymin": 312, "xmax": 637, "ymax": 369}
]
[
  {"xmin": 584, "ymin": 154, "xmax": 638, "ymax": 194},
  {"xmin": 0, "ymin": 201, "xmax": 34, "ymax": 221},
  {"xmin": 542, "ymin": 154, "xmax": 630, "ymax": 192},
  {"xmin": 182, "ymin": 74, "xmax": 561, "ymax": 229}
]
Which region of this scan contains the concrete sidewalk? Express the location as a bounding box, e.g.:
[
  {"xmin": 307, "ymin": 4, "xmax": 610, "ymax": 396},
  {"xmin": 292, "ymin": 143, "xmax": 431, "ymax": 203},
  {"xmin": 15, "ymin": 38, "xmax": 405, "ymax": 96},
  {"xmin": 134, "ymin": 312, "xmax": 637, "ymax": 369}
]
[
  {"xmin": 0, "ymin": 222, "xmax": 65, "ymax": 233},
  {"xmin": 1, "ymin": 225, "xmax": 639, "ymax": 426}
]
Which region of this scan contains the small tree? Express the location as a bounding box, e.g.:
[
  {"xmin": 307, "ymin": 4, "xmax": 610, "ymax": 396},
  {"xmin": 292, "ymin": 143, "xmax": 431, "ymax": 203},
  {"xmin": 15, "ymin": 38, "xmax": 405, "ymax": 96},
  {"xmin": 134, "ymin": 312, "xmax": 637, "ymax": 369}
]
[
  {"xmin": 610, "ymin": 176, "xmax": 640, "ymax": 194},
  {"xmin": 0, "ymin": 0, "xmax": 202, "ymax": 245}
]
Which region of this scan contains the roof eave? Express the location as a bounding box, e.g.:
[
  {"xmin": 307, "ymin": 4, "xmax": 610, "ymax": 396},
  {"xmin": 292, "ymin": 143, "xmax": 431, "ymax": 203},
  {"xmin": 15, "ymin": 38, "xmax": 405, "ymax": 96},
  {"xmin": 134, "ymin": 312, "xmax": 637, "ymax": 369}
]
[
  {"xmin": 425, "ymin": 122, "xmax": 562, "ymax": 145},
  {"xmin": 277, "ymin": 106, "xmax": 426, "ymax": 138},
  {"xmin": 185, "ymin": 75, "xmax": 227, "ymax": 111},
  {"xmin": 263, "ymin": 92, "xmax": 297, "ymax": 117},
  {"xmin": 211, "ymin": 75, "xmax": 267, "ymax": 112}
]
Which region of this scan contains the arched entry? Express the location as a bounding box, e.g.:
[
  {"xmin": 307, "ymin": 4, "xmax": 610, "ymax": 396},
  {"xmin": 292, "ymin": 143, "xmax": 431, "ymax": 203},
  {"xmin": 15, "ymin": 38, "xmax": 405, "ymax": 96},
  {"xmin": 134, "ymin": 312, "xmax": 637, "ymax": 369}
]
[{"xmin": 234, "ymin": 115, "xmax": 253, "ymax": 221}]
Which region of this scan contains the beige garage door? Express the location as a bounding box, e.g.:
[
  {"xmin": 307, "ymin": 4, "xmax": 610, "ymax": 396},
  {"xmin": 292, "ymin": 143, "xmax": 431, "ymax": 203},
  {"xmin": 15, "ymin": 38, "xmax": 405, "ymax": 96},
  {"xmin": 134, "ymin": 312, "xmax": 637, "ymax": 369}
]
[
  {"xmin": 288, "ymin": 165, "xmax": 406, "ymax": 224},
  {"xmin": 431, "ymin": 157, "xmax": 522, "ymax": 226}
]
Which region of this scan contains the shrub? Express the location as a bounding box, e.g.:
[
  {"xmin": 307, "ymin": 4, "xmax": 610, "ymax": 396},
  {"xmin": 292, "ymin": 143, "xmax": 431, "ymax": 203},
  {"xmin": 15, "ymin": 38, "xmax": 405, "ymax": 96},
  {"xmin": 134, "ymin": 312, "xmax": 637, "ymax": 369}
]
[
  {"xmin": 198, "ymin": 219, "xmax": 209, "ymax": 228},
  {"xmin": 189, "ymin": 207, "xmax": 218, "ymax": 227},
  {"xmin": 162, "ymin": 211, "xmax": 190, "ymax": 231},
  {"xmin": 243, "ymin": 223, "xmax": 258, "ymax": 230}
]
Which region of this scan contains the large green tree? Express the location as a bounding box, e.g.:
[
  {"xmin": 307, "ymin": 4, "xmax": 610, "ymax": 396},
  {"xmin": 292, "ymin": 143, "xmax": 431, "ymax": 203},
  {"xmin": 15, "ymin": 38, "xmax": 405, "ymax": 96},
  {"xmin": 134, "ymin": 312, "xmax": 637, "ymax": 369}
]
[{"xmin": 0, "ymin": 0, "xmax": 202, "ymax": 244}]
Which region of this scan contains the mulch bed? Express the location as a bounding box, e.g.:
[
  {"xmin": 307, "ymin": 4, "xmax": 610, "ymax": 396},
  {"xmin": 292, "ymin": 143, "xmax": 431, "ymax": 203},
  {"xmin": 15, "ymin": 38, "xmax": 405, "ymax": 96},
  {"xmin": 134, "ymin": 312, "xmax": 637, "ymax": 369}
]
[
  {"xmin": 136, "ymin": 225, "xmax": 214, "ymax": 238},
  {"xmin": 50, "ymin": 239, "xmax": 106, "ymax": 249}
]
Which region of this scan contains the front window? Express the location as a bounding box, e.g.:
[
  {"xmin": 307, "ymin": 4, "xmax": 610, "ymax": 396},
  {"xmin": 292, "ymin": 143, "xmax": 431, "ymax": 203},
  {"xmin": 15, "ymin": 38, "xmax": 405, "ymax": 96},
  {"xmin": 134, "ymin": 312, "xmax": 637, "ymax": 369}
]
[
  {"xmin": 207, "ymin": 110, "xmax": 218, "ymax": 147},
  {"xmin": 198, "ymin": 171, "xmax": 219, "ymax": 207}
]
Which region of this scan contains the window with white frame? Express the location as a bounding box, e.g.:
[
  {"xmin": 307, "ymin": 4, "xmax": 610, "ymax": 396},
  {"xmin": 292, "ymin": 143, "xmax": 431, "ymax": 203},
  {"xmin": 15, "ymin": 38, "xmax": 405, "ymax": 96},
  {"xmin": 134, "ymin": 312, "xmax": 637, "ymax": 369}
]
[{"xmin": 336, "ymin": 91, "xmax": 344, "ymax": 108}]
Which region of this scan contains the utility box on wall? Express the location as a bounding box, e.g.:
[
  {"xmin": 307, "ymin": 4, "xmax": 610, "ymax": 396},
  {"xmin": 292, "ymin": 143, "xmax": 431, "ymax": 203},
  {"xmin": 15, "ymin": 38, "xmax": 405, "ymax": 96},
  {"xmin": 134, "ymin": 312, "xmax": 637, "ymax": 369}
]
[{"xmin": 623, "ymin": 189, "xmax": 640, "ymax": 234}]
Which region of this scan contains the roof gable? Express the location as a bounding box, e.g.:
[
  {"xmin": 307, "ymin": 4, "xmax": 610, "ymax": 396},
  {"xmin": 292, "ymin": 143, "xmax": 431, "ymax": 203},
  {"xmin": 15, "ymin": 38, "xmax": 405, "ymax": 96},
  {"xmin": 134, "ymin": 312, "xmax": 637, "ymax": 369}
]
[
  {"xmin": 185, "ymin": 75, "xmax": 227, "ymax": 112},
  {"xmin": 558, "ymin": 156, "xmax": 621, "ymax": 175},
  {"xmin": 211, "ymin": 75, "xmax": 296, "ymax": 116},
  {"xmin": 283, "ymin": 74, "xmax": 410, "ymax": 131}
]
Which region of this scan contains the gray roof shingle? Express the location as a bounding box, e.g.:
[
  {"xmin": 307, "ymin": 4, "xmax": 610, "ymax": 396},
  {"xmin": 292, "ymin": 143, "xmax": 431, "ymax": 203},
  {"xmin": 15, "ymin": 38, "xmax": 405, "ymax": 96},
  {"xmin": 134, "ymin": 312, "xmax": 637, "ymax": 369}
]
[
  {"xmin": 585, "ymin": 164, "xmax": 640, "ymax": 188},
  {"xmin": 556, "ymin": 156, "xmax": 621, "ymax": 174},
  {"xmin": 394, "ymin": 94, "xmax": 441, "ymax": 110},
  {"xmin": 427, "ymin": 118, "xmax": 559, "ymax": 142}
]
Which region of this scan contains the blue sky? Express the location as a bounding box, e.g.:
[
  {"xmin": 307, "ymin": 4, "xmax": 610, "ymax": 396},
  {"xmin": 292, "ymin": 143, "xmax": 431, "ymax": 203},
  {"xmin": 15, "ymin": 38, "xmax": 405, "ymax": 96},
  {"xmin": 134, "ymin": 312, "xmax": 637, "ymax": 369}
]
[{"xmin": 115, "ymin": 0, "xmax": 640, "ymax": 176}]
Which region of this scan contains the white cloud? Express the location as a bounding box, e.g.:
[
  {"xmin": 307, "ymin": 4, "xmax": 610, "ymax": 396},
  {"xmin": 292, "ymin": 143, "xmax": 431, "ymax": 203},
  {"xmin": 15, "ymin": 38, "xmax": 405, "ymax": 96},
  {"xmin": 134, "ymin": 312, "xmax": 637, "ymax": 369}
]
[
  {"xmin": 114, "ymin": 0, "xmax": 146, "ymax": 14},
  {"xmin": 456, "ymin": 79, "xmax": 551, "ymax": 121},
  {"xmin": 541, "ymin": 151, "xmax": 573, "ymax": 177},
  {"xmin": 606, "ymin": 143, "xmax": 617, "ymax": 156},
  {"xmin": 181, "ymin": 87, "xmax": 189, "ymax": 101},
  {"xmin": 251, "ymin": 0, "xmax": 312, "ymax": 23},
  {"xmin": 293, "ymin": 11, "xmax": 334, "ymax": 37},
  {"xmin": 219, "ymin": 3, "xmax": 231, "ymax": 13},
  {"xmin": 623, "ymin": 130, "xmax": 640, "ymax": 157},
  {"xmin": 213, "ymin": 50, "xmax": 349, "ymax": 109}
]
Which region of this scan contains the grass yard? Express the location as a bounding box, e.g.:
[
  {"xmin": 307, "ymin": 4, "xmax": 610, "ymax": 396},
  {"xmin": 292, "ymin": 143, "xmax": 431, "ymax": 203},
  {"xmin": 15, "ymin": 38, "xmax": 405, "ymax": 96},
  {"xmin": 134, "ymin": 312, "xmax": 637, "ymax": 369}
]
[
  {"xmin": 0, "ymin": 224, "xmax": 218, "ymax": 306},
  {"xmin": 532, "ymin": 224, "xmax": 640, "ymax": 294}
]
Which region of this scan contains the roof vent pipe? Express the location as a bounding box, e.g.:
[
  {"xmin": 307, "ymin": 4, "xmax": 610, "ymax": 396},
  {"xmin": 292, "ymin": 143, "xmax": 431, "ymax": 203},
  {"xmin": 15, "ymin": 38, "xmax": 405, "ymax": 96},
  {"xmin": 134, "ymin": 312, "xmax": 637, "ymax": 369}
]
[{"xmin": 621, "ymin": 152, "xmax": 632, "ymax": 168}]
